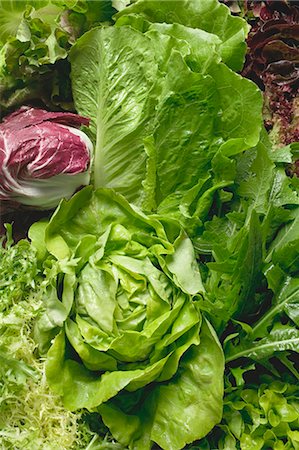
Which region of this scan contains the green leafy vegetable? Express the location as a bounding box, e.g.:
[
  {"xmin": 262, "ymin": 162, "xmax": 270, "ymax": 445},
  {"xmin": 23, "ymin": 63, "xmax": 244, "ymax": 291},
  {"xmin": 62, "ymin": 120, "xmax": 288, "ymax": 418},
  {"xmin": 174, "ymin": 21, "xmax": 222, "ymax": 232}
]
[
  {"xmin": 0, "ymin": 226, "xmax": 110, "ymax": 449},
  {"xmin": 114, "ymin": 0, "xmax": 249, "ymax": 71},
  {"xmin": 69, "ymin": 7, "xmax": 262, "ymax": 223},
  {"xmin": 32, "ymin": 187, "xmax": 224, "ymax": 450},
  {"xmin": 1, "ymin": 1, "xmax": 298, "ymax": 449},
  {"xmin": 0, "ymin": 229, "xmax": 71, "ymax": 448},
  {"xmin": 0, "ymin": 0, "xmax": 116, "ymax": 115},
  {"xmin": 210, "ymin": 378, "xmax": 299, "ymax": 450}
]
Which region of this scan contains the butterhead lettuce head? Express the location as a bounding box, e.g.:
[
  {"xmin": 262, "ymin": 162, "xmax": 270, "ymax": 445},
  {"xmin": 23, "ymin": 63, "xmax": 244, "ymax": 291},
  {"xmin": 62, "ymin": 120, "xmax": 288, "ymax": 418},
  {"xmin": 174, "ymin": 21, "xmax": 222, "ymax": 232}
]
[{"xmin": 32, "ymin": 186, "xmax": 224, "ymax": 450}]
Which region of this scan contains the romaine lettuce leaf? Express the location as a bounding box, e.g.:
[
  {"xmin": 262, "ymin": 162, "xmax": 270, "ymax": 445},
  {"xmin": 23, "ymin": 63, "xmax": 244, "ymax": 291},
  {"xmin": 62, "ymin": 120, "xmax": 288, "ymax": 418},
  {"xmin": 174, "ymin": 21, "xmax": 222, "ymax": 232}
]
[
  {"xmin": 114, "ymin": 0, "xmax": 249, "ymax": 71},
  {"xmin": 70, "ymin": 22, "xmax": 262, "ymax": 221}
]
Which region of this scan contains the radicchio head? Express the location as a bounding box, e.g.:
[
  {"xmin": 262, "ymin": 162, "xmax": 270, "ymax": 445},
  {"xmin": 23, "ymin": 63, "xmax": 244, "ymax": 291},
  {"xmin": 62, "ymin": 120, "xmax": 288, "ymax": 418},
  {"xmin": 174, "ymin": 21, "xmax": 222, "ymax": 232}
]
[{"xmin": 0, "ymin": 106, "xmax": 93, "ymax": 210}]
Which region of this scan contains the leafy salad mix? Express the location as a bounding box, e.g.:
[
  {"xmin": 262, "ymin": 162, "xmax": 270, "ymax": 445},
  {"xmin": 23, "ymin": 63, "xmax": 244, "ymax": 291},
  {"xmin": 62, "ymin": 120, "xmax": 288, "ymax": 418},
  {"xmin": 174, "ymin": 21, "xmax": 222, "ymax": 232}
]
[{"xmin": 0, "ymin": 1, "xmax": 298, "ymax": 449}]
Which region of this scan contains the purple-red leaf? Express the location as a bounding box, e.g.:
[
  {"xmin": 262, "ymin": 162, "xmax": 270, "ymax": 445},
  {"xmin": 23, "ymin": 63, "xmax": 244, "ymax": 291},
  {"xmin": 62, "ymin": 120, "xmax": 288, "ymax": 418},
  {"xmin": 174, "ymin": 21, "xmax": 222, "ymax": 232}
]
[{"xmin": 0, "ymin": 107, "xmax": 93, "ymax": 210}]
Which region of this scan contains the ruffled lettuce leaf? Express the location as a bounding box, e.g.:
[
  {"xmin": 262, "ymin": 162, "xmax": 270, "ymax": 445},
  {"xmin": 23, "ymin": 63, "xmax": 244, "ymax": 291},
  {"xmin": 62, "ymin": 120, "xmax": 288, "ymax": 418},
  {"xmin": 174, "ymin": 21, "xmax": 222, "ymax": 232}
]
[
  {"xmin": 212, "ymin": 378, "xmax": 299, "ymax": 450},
  {"xmin": 114, "ymin": 0, "xmax": 249, "ymax": 71},
  {"xmin": 0, "ymin": 0, "xmax": 116, "ymax": 115}
]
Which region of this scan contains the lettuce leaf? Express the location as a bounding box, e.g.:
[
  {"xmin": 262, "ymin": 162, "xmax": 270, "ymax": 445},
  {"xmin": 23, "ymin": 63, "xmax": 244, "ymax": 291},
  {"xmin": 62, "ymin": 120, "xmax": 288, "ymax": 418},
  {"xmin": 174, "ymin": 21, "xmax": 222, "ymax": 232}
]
[
  {"xmin": 100, "ymin": 318, "xmax": 224, "ymax": 450},
  {"xmin": 0, "ymin": 0, "xmax": 116, "ymax": 115},
  {"xmin": 114, "ymin": 0, "xmax": 249, "ymax": 71},
  {"xmin": 32, "ymin": 187, "xmax": 224, "ymax": 450},
  {"xmin": 69, "ymin": 20, "xmax": 262, "ymax": 221},
  {"xmin": 214, "ymin": 378, "xmax": 299, "ymax": 450}
]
